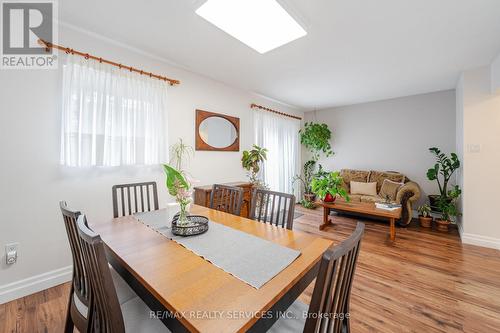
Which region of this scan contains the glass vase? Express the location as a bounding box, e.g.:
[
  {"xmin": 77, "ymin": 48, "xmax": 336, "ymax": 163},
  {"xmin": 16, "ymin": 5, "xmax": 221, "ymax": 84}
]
[{"xmin": 177, "ymin": 201, "xmax": 190, "ymax": 226}]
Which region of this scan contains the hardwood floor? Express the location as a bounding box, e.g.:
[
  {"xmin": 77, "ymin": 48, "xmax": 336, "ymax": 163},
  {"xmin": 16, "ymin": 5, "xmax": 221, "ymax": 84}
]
[
  {"xmin": 295, "ymin": 206, "xmax": 500, "ymax": 333},
  {"xmin": 1, "ymin": 205, "xmax": 500, "ymax": 332}
]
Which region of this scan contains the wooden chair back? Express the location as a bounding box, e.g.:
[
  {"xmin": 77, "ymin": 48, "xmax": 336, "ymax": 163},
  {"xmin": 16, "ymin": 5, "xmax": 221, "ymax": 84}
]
[
  {"xmin": 304, "ymin": 222, "xmax": 365, "ymax": 333},
  {"xmin": 209, "ymin": 184, "xmax": 244, "ymax": 216},
  {"xmin": 249, "ymin": 188, "xmax": 296, "ymax": 230},
  {"xmin": 59, "ymin": 201, "xmax": 89, "ymax": 332},
  {"xmin": 112, "ymin": 181, "xmax": 159, "ymax": 218},
  {"xmin": 76, "ymin": 215, "xmax": 126, "ymax": 333}
]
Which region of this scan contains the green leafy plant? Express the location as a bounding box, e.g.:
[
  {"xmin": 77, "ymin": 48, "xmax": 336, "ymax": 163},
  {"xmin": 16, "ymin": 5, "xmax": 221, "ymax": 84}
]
[
  {"xmin": 292, "ymin": 160, "xmax": 316, "ymax": 195},
  {"xmin": 169, "ymin": 138, "xmax": 194, "ymax": 172},
  {"xmin": 163, "ymin": 164, "xmax": 192, "ymax": 225},
  {"xmin": 241, "ymin": 145, "xmax": 268, "ymax": 184},
  {"xmin": 417, "ymin": 204, "xmax": 432, "ymax": 218},
  {"xmin": 311, "ymin": 171, "xmax": 349, "ymax": 201},
  {"xmin": 315, "ymin": 164, "xmax": 330, "ymax": 179},
  {"xmin": 437, "ymin": 186, "xmax": 461, "ymax": 222},
  {"xmin": 427, "ymin": 147, "xmax": 460, "ymax": 198},
  {"xmin": 299, "ymin": 199, "xmax": 316, "ymax": 209},
  {"xmin": 299, "ymin": 122, "xmax": 333, "ymax": 161}
]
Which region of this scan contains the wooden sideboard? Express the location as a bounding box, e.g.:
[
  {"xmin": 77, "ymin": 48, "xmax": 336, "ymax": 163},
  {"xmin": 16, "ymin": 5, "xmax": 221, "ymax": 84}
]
[{"xmin": 193, "ymin": 181, "xmax": 253, "ymax": 218}]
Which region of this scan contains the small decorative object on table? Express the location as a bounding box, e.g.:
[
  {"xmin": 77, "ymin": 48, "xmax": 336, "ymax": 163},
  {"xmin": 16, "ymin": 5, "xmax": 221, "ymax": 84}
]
[
  {"xmin": 171, "ymin": 213, "xmax": 209, "ymax": 236},
  {"xmin": 163, "ymin": 164, "xmax": 209, "ymax": 236},
  {"xmin": 417, "ymin": 204, "xmax": 433, "ymax": 228},
  {"xmin": 375, "ymin": 202, "xmax": 402, "ymax": 211}
]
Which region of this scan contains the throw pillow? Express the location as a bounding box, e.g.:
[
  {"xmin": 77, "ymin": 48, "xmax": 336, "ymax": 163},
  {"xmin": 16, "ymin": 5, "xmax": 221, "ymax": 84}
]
[
  {"xmin": 350, "ymin": 181, "xmax": 378, "ymax": 196},
  {"xmin": 379, "ymin": 179, "xmax": 404, "ymax": 201}
]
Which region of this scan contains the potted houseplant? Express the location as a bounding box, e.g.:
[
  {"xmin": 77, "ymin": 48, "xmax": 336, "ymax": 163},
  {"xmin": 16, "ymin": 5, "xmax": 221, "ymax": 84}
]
[
  {"xmin": 435, "ymin": 186, "xmax": 461, "ymax": 232},
  {"xmin": 169, "ymin": 138, "xmax": 194, "ymax": 171},
  {"xmin": 241, "ymin": 145, "xmax": 268, "ymax": 188},
  {"xmin": 311, "ymin": 171, "xmax": 350, "ymax": 203},
  {"xmin": 163, "ymin": 164, "xmax": 192, "ymax": 226},
  {"xmin": 426, "ymin": 147, "xmax": 460, "ymax": 210},
  {"xmin": 292, "ymin": 160, "xmax": 317, "ymax": 204},
  {"xmin": 299, "ymin": 122, "xmax": 334, "ymax": 161},
  {"xmin": 417, "ymin": 204, "xmax": 433, "ymax": 228}
]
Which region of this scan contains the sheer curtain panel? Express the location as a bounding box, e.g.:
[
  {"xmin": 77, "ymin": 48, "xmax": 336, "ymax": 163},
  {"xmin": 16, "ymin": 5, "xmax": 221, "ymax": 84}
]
[
  {"xmin": 254, "ymin": 109, "xmax": 300, "ymax": 197},
  {"xmin": 60, "ymin": 56, "xmax": 168, "ymax": 167}
]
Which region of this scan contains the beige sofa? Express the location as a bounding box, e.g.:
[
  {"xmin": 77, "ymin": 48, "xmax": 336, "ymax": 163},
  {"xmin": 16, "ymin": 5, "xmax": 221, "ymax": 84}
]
[{"xmin": 339, "ymin": 169, "xmax": 421, "ymax": 226}]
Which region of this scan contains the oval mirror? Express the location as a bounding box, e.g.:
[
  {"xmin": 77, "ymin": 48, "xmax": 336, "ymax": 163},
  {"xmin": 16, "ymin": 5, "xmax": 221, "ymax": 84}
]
[{"xmin": 199, "ymin": 116, "xmax": 238, "ymax": 149}]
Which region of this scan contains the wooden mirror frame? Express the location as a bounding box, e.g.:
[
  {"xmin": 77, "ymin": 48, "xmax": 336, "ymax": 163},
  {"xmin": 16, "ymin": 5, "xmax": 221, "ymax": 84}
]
[{"xmin": 195, "ymin": 109, "xmax": 240, "ymax": 151}]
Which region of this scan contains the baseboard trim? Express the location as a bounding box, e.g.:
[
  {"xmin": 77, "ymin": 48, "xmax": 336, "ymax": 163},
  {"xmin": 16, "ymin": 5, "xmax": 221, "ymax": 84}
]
[
  {"xmin": 0, "ymin": 266, "xmax": 72, "ymax": 304},
  {"xmin": 460, "ymin": 232, "xmax": 500, "ymax": 250}
]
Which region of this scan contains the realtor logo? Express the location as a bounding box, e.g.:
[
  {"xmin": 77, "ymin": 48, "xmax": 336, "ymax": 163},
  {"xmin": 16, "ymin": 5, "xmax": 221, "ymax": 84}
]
[{"xmin": 1, "ymin": 0, "xmax": 58, "ymax": 69}]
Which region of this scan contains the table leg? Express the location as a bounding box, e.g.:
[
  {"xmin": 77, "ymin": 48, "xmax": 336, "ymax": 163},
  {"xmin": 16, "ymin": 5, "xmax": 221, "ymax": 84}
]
[
  {"xmin": 389, "ymin": 218, "xmax": 396, "ymax": 241},
  {"xmin": 320, "ymin": 207, "xmax": 332, "ymax": 230}
]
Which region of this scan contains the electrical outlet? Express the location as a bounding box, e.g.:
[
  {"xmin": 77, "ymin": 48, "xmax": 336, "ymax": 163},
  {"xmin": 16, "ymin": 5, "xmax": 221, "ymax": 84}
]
[{"xmin": 5, "ymin": 243, "xmax": 19, "ymax": 265}]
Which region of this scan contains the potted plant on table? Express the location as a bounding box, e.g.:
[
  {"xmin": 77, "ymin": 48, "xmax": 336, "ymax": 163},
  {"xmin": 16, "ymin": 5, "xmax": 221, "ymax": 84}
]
[
  {"xmin": 241, "ymin": 144, "xmax": 268, "ymax": 189},
  {"xmin": 417, "ymin": 204, "xmax": 433, "ymax": 228},
  {"xmin": 311, "ymin": 171, "xmax": 350, "ymax": 203},
  {"xmin": 435, "ymin": 186, "xmax": 461, "ymax": 232},
  {"xmin": 426, "ymin": 147, "xmax": 460, "ymax": 211}
]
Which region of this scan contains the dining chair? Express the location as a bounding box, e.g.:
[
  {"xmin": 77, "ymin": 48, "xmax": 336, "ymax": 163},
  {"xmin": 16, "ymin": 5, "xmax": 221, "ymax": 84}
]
[
  {"xmin": 268, "ymin": 222, "xmax": 365, "ymax": 333},
  {"xmin": 209, "ymin": 184, "xmax": 244, "ymax": 216},
  {"xmin": 60, "ymin": 201, "xmax": 137, "ymax": 333},
  {"xmin": 112, "ymin": 181, "xmax": 159, "ymax": 218},
  {"xmin": 249, "ymin": 188, "xmax": 296, "ymax": 230},
  {"xmin": 76, "ymin": 215, "xmax": 167, "ymax": 332}
]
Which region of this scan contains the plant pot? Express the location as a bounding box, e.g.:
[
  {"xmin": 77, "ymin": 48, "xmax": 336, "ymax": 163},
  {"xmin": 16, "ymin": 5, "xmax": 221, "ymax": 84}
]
[
  {"xmin": 435, "ymin": 218, "xmax": 451, "ymax": 232},
  {"xmin": 323, "ymin": 193, "xmax": 336, "ymax": 203},
  {"xmin": 418, "ymin": 216, "xmax": 433, "ymax": 228},
  {"xmin": 428, "ymin": 195, "xmax": 452, "ymax": 212},
  {"xmin": 304, "ymin": 193, "xmax": 316, "ymax": 203}
]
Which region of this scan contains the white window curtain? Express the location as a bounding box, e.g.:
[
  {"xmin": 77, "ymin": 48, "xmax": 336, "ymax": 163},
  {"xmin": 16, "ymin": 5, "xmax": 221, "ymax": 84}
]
[
  {"xmin": 254, "ymin": 109, "xmax": 300, "ymax": 197},
  {"xmin": 60, "ymin": 56, "xmax": 168, "ymax": 167}
]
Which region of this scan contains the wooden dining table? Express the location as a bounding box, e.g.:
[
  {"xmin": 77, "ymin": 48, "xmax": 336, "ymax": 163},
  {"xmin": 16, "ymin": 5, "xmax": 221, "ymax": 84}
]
[{"xmin": 90, "ymin": 204, "xmax": 332, "ymax": 333}]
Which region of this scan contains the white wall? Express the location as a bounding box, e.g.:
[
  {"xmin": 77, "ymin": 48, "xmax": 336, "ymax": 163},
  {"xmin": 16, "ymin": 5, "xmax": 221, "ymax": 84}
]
[
  {"xmin": 304, "ymin": 90, "xmax": 456, "ymax": 203},
  {"xmin": 457, "ymin": 65, "xmax": 500, "ymax": 249},
  {"xmin": 0, "ymin": 25, "xmax": 303, "ymax": 302},
  {"xmin": 455, "ymin": 74, "xmax": 465, "ymax": 231},
  {"xmin": 491, "ymin": 52, "xmax": 500, "ymax": 93}
]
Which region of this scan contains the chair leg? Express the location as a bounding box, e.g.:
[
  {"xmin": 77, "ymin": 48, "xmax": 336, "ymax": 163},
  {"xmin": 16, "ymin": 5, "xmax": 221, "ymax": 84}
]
[
  {"xmin": 64, "ymin": 285, "xmax": 75, "ymax": 333},
  {"xmin": 343, "ymin": 317, "xmax": 350, "ymax": 333}
]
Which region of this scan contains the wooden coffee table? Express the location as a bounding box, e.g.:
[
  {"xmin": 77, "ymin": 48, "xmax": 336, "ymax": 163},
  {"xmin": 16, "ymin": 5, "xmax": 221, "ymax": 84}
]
[{"xmin": 318, "ymin": 200, "xmax": 402, "ymax": 241}]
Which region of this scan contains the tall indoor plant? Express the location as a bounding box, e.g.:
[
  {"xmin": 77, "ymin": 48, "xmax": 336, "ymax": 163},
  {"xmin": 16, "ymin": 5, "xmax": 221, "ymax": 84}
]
[
  {"xmin": 426, "ymin": 147, "xmax": 460, "ymax": 210},
  {"xmin": 435, "ymin": 186, "xmax": 461, "ymax": 232},
  {"xmin": 292, "ymin": 160, "xmax": 317, "ymax": 203},
  {"xmin": 296, "ymin": 122, "xmax": 334, "ymax": 207},
  {"xmin": 169, "ymin": 138, "xmax": 194, "ymax": 171},
  {"xmin": 311, "ymin": 171, "xmax": 350, "ymax": 203}
]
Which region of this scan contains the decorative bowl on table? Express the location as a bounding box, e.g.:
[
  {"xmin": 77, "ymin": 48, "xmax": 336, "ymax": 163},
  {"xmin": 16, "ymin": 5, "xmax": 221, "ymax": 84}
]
[{"xmin": 171, "ymin": 213, "xmax": 209, "ymax": 236}]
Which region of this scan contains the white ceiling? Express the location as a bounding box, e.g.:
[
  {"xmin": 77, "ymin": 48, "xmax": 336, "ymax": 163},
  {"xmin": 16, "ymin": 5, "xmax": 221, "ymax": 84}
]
[{"xmin": 60, "ymin": 0, "xmax": 500, "ymax": 110}]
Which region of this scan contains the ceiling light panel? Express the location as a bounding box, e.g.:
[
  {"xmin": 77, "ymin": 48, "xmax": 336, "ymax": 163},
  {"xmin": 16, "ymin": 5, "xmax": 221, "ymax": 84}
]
[{"xmin": 196, "ymin": 0, "xmax": 307, "ymax": 54}]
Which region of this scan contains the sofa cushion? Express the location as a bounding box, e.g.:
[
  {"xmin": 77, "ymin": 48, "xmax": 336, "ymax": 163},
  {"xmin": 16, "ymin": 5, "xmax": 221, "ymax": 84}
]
[
  {"xmin": 379, "ymin": 179, "xmax": 404, "ymax": 201},
  {"xmin": 340, "ymin": 169, "xmax": 370, "ymax": 192},
  {"xmin": 369, "ymin": 171, "xmax": 406, "ymax": 192},
  {"xmin": 350, "ymin": 181, "xmax": 377, "ymax": 196},
  {"xmin": 360, "ymin": 195, "xmax": 386, "ymax": 203},
  {"xmin": 347, "ymin": 194, "xmax": 362, "ymax": 202}
]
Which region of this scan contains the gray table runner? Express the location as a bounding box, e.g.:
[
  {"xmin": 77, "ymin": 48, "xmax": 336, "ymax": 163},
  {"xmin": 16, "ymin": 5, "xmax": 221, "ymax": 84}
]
[{"xmin": 133, "ymin": 209, "xmax": 301, "ymax": 289}]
